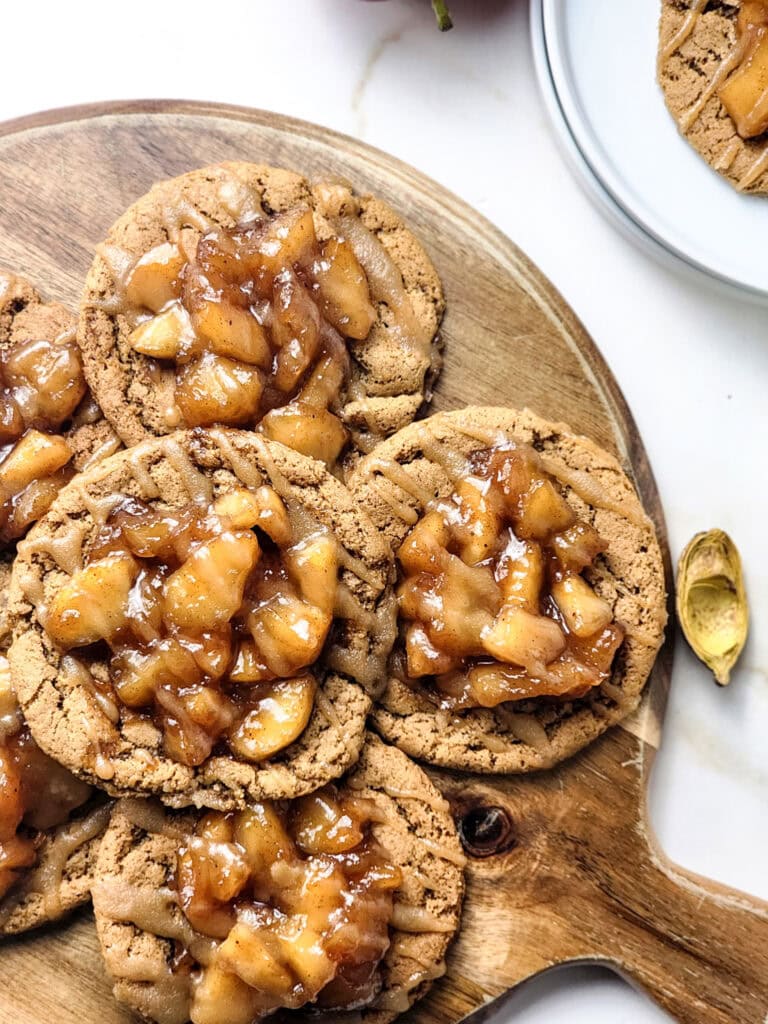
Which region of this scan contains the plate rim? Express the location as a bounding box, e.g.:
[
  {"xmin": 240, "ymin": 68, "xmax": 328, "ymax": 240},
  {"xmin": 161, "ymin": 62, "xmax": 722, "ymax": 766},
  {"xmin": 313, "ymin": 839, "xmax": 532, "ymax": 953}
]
[{"xmin": 530, "ymin": 0, "xmax": 768, "ymax": 304}]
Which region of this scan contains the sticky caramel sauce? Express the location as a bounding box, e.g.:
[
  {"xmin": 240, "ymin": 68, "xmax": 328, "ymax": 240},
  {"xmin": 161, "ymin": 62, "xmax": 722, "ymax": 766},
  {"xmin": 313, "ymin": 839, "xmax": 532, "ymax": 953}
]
[
  {"xmin": 394, "ymin": 444, "xmax": 624, "ymax": 711},
  {"xmin": 0, "ymin": 327, "xmax": 87, "ymax": 543},
  {"xmin": 42, "ymin": 487, "xmax": 342, "ymax": 769},
  {"xmin": 173, "ymin": 787, "xmax": 401, "ymax": 1022}
]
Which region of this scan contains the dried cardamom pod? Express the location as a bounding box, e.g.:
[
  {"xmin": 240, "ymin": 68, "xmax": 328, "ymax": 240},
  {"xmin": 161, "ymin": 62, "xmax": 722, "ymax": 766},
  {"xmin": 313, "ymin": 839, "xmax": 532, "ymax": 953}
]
[{"xmin": 676, "ymin": 529, "xmax": 748, "ymax": 686}]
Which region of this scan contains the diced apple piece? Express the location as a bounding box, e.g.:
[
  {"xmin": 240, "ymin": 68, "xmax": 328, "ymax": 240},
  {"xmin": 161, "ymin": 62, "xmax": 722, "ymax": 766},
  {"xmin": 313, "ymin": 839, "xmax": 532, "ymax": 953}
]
[
  {"xmin": 295, "ymin": 349, "xmax": 347, "ymax": 409},
  {"xmin": 426, "ymin": 557, "xmax": 501, "ymax": 658},
  {"xmin": 189, "ymin": 631, "xmax": 233, "ymax": 680},
  {"xmin": 551, "ymin": 574, "xmax": 613, "ymax": 638},
  {"xmin": 184, "ymin": 686, "xmax": 237, "ymax": 735},
  {"xmin": 198, "ymin": 812, "xmax": 233, "ymax": 844},
  {"xmin": 112, "ymin": 640, "xmax": 200, "ymax": 707},
  {"xmin": 229, "ymin": 640, "xmax": 272, "ymax": 684},
  {"xmin": 252, "ymin": 208, "xmax": 317, "ymax": 279},
  {"xmin": 497, "ymin": 538, "xmax": 543, "ymax": 611},
  {"xmin": 404, "ymin": 623, "xmax": 460, "ymax": 677},
  {"xmin": 163, "ymin": 531, "xmax": 260, "ymax": 633},
  {"xmin": 192, "ymin": 300, "xmax": 271, "ymax": 366},
  {"xmin": 3, "ymin": 470, "xmax": 71, "ymax": 542},
  {"xmin": 466, "ymin": 663, "xmax": 530, "ymax": 707},
  {"xmin": 277, "ymin": 921, "xmax": 336, "ymax": 995},
  {"xmin": 397, "ymin": 511, "xmax": 449, "ymax": 575},
  {"xmin": 312, "ymin": 237, "xmax": 376, "ymax": 340},
  {"xmin": 3, "ymin": 337, "xmax": 86, "ymax": 425},
  {"xmin": 175, "ymin": 352, "xmax": 264, "ymax": 428},
  {"xmin": 227, "ymin": 675, "xmax": 316, "ymax": 762},
  {"xmin": 261, "ymin": 404, "xmax": 348, "ymax": 468},
  {"xmin": 191, "ymin": 962, "xmax": 267, "ymax": 1024},
  {"xmin": 124, "ymin": 243, "xmax": 185, "ymax": 313},
  {"xmin": 482, "ymin": 605, "xmax": 566, "ymax": 672},
  {"xmin": 515, "ymin": 479, "xmax": 575, "ymax": 540},
  {"xmin": 0, "ymin": 431, "xmax": 72, "ymax": 494},
  {"xmin": 45, "ymin": 552, "xmax": 138, "ymax": 647},
  {"xmin": 218, "ymin": 922, "xmax": 294, "ymax": 995},
  {"xmin": 454, "ymin": 477, "xmax": 502, "ymax": 566},
  {"xmin": 129, "ymin": 304, "xmax": 195, "ymax": 360},
  {"xmin": 283, "ymin": 534, "xmax": 338, "ymax": 614},
  {"xmin": 0, "ymin": 397, "xmax": 23, "ymax": 444},
  {"xmin": 233, "ymin": 801, "xmax": 295, "ymax": 873},
  {"xmin": 551, "ymin": 521, "xmax": 606, "ymax": 572},
  {"xmin": 248, "ymin": 597, "xmax": 331, "ymax": 676},
  {"xmin": 214, "ymin": 485, "xmax": 292, "ymax": 546},
  {"xmin": 719, "ymin": 10, "xmax": 768, "ymax": 138},
  {"xmin": 292, "ymin": 787, "xmax": 364, "ymax": 855},
  {"xmin": 271, "ymin": 276, "xmax": 321, "ymax": 393}
]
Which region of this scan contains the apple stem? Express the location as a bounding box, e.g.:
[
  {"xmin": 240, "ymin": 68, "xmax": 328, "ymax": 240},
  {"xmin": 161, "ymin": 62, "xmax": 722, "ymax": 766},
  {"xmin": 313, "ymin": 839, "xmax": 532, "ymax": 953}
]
[{"xmin": 432, "ymin": 0, "xmax": 453, "ymax": 31}]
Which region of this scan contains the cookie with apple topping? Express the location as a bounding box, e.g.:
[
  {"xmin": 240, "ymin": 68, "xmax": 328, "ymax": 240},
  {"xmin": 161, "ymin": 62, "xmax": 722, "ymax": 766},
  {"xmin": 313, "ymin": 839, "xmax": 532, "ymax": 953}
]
[
  {"xmin": 0, "ymin": 270, "xmax": 121, "ymax": 546},
  {"xmin": 349, "ymin": 407, "xmax": 666, "ymax": 773},
  {"xmin": 78, "ymin": 162, "xmax": 444, "ymax": 468},
  {"xmin": 659, "ymin": 0, "xmax": 768, "ymax": 193},
  {"xmin": 92, "ymin": 735, "xmax": 464, "ymax": 1024},
  {"xmin": 7, "ymin": 428, "xmax": 394, "ymax": 809},
  {"xmin": 0, "ymin": 652, "xmax": 111, "ymax": 935}
]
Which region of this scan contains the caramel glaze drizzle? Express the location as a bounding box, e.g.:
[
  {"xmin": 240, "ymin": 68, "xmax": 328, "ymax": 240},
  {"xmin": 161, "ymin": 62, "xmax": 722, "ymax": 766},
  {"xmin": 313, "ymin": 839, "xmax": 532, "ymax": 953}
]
[
  {"xmin": 356, "ymin": 419, "xmax": 657, "ymax": 747},
  {"xmin": 661, "ymin": 0, "xmax": 768, "ymax": 190}
]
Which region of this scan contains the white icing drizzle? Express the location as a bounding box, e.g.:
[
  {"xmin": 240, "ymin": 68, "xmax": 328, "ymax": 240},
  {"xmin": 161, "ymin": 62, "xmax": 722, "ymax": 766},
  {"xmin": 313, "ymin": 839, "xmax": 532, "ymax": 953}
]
[
  {"xmin": 78, "ymin": 433, "xmax": 123, "ymax": 472},
  {"xmin": 737, "ymin": 142, "xmax": 768, "ymax": 189},
  {"xmin": 366, "ymin": 473, "xmax": 420, "ymax": 525},
  {"xmin": 495, "ymin": 707, "xmax": 550, "ymax": 750},
  {"xmin": 92, "ymin": 879, "xmax": 217, "ymax": 967},
  {"xmin": 60, "ymin": 655, "xmax": 120, "ymax": 724},
  {"xmin": 375, "ymin": 960, "xmax": 447, "ymax": 1013},
  {"xmin": 128, "ymin": 449, "xmax": 161, "ymax": 498},
  {"xmin": 36, "ymin": 802, "xmax": 112, "ymax": 918},
  {"xmin": 208, "ymin": 428, "xmax": 264, "ymax": 490},
  {"xmin": 119, "ymin": 798, "xmax": 189, "ymax": 840},
  {"xmin": 418, "ymin": 837, "xmax": 467, "ymax": 868},
  {"xmin": 390, "ymin": 904, "xmax": 455, "ymax": 934},
  {"xmin": 659, "ymin": 0, "xmax": 708, "ymax": 64},
  {"xmin": 21, "ymin": 519, "xmax": 87, "ymax": 575},
  {"xmin": 163, "ymin": 439, "xmax": 213, "ymax": 504},
  {"xmin": 538, "ymin": 454, "xmax": 649, "ymax": 529}
]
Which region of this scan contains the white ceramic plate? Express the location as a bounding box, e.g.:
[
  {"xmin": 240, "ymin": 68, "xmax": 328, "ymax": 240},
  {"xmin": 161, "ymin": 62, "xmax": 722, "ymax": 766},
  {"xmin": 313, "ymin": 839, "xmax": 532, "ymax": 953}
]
[{"xmin": 530, "ymin": 0, "xmax": 768, "ymax": 302}]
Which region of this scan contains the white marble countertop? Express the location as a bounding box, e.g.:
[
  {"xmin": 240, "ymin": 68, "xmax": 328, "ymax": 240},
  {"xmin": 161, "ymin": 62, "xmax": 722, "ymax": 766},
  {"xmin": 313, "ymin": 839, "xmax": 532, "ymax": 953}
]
[{"xmin": 1, "ymin": 1, "xmax": 766, "ymax": 1021}]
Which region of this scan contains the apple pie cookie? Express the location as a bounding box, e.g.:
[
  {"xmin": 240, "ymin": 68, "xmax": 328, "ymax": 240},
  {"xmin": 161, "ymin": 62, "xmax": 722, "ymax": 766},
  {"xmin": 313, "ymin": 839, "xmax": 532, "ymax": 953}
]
[
  {"xmin": 78, "ymin": 162, "xmax": 444, "ymax": 467},
  {"xmin": 92, "ymin": 735, "xmax": 464, "ymax": 1024},
  {"xmin": 350, "ymin": 407, "xmax": 667, "ymax": 773},
  {"xmin": 0, "ymin": 270, "xmax": 121, "ymax": 545},
  {"xmin": 0, "ymin": 653, "xmax": 111, "ymax": 935},
  {"xmin": 659, "ymin": 0, "xmax": 768, "ymax": 193},
  {"xmin": 7, "ymin": 428, "xmax": 395, "ymax": 809}
]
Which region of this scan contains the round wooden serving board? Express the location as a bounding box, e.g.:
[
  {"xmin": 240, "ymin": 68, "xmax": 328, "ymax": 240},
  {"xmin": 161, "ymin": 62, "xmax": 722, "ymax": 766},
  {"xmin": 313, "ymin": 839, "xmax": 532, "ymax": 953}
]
[{"xmin": 0, "ymin": 102, "xmax": 765, "ymax": 1024}]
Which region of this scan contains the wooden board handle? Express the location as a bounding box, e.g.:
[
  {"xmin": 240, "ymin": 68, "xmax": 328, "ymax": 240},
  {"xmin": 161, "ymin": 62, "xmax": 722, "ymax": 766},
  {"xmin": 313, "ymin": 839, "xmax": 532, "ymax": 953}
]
[{"xmin": 606, "ymin": 841, "xmax": 768, "ymax": 1024}]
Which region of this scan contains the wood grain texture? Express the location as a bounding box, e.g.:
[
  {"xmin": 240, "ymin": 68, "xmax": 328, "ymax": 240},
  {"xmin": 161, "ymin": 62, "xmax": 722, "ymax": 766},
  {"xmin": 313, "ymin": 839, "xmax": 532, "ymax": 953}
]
[{"xmin": 0, "ymin": 102, "xmax": 764, "ymax": 1024}]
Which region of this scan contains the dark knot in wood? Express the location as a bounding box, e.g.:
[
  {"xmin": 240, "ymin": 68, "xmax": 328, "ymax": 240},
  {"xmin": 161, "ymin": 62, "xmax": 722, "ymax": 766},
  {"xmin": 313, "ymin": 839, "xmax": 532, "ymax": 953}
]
[{"xmin": 458, "ymin": 805, "xmax": 516, "ymax": 858}]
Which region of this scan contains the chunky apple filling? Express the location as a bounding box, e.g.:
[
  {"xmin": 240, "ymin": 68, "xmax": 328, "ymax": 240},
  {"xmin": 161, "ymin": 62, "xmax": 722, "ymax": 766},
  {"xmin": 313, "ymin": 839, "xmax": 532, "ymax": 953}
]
[
  {"xmin": 0, "ymin": 330, "xmax": 87, "ymax": 543},
  {"xmin": 176, "ymin": 787, "xmax": 400, "ymax": 1023},
  {"xmin": 123, "ymin": 207, "xmax": 377, "ymax": 466},
  {"xmin": 0, "ymin": 655, "xmax": 92, "ymax": 900},
  {"xmin": 44, "ymin": 486, "xmax": 341, "ymax": 767},
  {"xmin": 396, "ymin": 444, "xmax": 624, "ymax": 709},
  {"xmin": 719, "ymin": 1, "xmax": 768, "ymax": 138}
]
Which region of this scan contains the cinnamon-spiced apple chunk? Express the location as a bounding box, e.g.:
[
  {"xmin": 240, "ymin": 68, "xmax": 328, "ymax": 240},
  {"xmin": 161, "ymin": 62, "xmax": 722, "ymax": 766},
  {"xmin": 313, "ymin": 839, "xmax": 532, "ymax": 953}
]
[
  {"xmin": 7, "ymin": 429, "xmax": 395, "ymax": 809},
  {"xmin": 93, "ymin": 737, "xmax": 464, "ymax": 1024},
  {"xmin": 79, "ymin": 162, "xmax": 444, "ymax": 466},
  {"xmin": 350, "ymin": 407, "xmax": 667, "ymax": 773}
]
